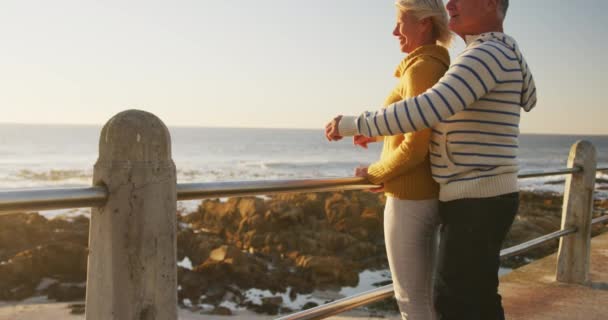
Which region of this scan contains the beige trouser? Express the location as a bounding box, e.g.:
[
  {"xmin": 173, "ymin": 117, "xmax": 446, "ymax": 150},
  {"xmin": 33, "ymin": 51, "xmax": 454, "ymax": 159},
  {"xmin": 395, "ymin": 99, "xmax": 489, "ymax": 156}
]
[{"xmin": 384, "ymin": 197, "xmax": 440, "ymax": 320}]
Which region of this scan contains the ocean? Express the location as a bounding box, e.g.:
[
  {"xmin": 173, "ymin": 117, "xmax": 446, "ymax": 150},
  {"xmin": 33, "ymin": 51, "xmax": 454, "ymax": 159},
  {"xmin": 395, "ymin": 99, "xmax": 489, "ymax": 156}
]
[{"xmin": 1, "ymin": 123, "xmax": 608, "ymax": 217}]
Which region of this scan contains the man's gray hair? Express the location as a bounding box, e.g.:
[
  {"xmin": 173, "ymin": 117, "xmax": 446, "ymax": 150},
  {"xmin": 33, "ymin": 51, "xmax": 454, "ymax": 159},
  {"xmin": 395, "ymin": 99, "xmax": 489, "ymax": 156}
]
[{"xmin": 499, "ymin": 0, "xmax": 509, "ymax": 18}]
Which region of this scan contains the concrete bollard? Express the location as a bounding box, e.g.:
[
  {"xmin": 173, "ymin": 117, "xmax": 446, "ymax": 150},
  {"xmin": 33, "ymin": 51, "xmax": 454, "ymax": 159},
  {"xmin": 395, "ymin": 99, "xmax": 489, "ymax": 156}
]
[
  {"xmin": 556, "ymin": 140, "xmax": 597, "ymax": 285},
  {"xmin": 86, "ymin": 110, "xmax": 177, "ymax": 320}
]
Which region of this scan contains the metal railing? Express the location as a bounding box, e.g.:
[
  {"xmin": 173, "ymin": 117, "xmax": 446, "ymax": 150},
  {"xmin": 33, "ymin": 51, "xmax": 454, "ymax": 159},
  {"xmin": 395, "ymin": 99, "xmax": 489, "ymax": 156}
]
[{"xmin": 2, "ymin": 167, "xmax": 606, "ymax": 215}]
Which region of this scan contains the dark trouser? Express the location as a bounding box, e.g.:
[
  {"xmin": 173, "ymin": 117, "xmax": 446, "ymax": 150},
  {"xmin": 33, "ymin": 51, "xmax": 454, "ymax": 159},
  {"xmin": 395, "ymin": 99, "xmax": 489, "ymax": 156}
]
[{"xmin": 434, "ymin": 192, "xmax": 519, "ymax": 320}]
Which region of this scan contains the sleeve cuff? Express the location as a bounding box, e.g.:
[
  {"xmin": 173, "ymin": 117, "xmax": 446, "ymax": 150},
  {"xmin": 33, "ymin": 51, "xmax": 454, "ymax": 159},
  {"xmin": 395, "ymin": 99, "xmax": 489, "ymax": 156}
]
[
  {"xmin": 338, "ymin": 116, "xmax": 360, "ymax": 137},
  {"xmin": 366, "ymin": 163, "xmax": 388, "ymax": 185}
]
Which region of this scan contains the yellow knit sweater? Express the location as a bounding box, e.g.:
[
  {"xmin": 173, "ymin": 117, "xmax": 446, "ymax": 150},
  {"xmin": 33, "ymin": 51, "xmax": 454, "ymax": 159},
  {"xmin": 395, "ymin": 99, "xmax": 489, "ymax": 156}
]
[{"xmin": 367, "ymin": 45, "xmax": 450, "ymax": 200}]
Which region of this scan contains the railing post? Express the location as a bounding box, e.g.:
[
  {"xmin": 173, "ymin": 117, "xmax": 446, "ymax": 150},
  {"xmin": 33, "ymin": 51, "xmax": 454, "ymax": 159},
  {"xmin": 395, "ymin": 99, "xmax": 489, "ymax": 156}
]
[
  {"xmin": 85, "ymin": 110, "xmax": 177, "ymax": 319},
  {"xmin": 556, "ymin": 140, "xmax": 596, "ymax": 284}
]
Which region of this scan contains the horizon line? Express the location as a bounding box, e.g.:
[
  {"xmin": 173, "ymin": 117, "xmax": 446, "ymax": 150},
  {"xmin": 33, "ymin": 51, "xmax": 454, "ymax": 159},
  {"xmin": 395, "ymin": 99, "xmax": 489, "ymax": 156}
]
[{"xmin": 1, "ymin": 121, "xmax": 607, "ymax": 136}]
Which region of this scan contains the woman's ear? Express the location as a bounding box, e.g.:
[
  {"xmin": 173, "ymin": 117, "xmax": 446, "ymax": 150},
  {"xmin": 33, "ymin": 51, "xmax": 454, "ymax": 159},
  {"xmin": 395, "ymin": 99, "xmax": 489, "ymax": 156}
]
[{"xmin": 420, "ymin": 17, "xmax": 433, "ymax": 32}]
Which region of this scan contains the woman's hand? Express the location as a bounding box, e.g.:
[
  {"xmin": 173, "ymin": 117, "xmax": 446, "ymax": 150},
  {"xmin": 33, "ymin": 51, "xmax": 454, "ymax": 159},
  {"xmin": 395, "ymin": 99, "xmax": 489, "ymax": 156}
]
[
  {"xmin": 353, "ymin": 135, "xmax": 376, "ymax": 149},
  {"xmin": 354, "ymin": 166, "xmax": 369, "ymax": 178},
  {"xmin": 325, "ymin": 115, "xmax": 343, "ymax": 141},
  {"xmin": 355, "ymin": 166, "xmax": 384, "ymax": 193}
]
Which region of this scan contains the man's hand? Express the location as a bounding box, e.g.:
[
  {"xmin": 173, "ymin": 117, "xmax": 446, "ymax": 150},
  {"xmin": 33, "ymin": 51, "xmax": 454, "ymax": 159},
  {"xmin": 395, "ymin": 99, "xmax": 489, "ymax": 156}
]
[
  {"xmin": 325, "ymin": 115, "xmax": 343, "ymax": 141},
  {"xmin": 353, "ymin": 135, "xmax": 376, "ymax": 149},
  {"xmin": 355, "ymin": 166, "xmax": 384, "ymax": 193}
]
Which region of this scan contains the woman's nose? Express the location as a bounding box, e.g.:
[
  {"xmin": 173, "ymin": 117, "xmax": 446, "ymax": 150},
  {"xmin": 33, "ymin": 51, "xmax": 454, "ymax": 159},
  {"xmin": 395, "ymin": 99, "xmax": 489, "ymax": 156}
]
[
  {"xmin": 392, "ymin": 25, "xmax": 400, "ymax": 36},
  {"xmin": 446, "ymin": 0, "xmax": 455, "ymax": 11}
]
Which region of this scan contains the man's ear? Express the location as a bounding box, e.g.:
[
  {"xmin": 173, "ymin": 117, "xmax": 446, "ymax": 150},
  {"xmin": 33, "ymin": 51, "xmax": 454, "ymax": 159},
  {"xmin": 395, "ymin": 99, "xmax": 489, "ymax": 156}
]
[{"xmin": 485, "ymin": 0, "xmax": 500, "ymax": 13}]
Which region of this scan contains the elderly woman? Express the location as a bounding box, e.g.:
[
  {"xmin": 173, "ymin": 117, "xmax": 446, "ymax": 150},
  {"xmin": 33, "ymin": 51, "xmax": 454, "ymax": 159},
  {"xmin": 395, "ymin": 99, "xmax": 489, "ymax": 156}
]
[{"xmin": 346, "ymin": 1, "xmax": 452, "ymax": 319}]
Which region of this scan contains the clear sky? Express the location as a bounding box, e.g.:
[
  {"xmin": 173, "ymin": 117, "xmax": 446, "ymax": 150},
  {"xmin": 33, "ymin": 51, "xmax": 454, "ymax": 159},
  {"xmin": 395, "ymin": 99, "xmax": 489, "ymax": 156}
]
[{"xmin": 1, "ymin": 0, "xmax": 607, "ymax": 134}]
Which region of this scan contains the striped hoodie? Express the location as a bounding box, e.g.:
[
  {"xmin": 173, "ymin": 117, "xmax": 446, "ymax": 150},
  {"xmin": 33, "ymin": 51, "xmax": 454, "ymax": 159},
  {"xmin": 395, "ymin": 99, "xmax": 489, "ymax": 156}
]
[{"xmin": 339, "ymin": 32, "xmax": 537, "ymax": 202}]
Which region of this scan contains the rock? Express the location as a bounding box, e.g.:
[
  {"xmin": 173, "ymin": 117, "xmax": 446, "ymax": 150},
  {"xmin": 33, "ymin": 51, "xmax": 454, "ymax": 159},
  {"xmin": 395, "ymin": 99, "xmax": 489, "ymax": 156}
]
[
  {"xmin": 296, "ymin": 256, "xmax": 359, "ymax": 287},
  {"xmin": 248, "ymin": 298, "xmax": 282, "ymax": 315},
  {"xmin": 0, "ymin": 241, "xmax": 87, "ymax": 300},
  {"xmin": 237, "ymin": 198, "xmax": 265, "ymax": 219},
  {"xmin": 177, "ymin": 228, "xmax": 225, "ymax": 266},
  {"xmin": 68, "ymin": 303, "xmax": 86, "ymax": 315},
  {"xmin": 210, "ymin": 306, "xmax": 232, "ymax": 315},
  {"xmin": 47, "ymin": 283, "xmax": 86, "ymax": 302},
  {"xmin": 302, "ymin": 302, "xmax": 319, "ymax": 310},
  {"xmin": 177, "ymin": 267, "xmax": 209, "ymax": 302},
  {"xmin": 262, "ymin": 296, "xmax": 283, "ymax": 306}
]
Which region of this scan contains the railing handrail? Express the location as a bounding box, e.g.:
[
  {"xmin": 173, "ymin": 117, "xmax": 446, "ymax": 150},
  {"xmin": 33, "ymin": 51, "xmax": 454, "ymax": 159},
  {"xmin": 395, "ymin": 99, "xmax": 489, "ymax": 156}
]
[{"xmin": 1, "ymin": 167, "xmax": 607, "ymax": 215}]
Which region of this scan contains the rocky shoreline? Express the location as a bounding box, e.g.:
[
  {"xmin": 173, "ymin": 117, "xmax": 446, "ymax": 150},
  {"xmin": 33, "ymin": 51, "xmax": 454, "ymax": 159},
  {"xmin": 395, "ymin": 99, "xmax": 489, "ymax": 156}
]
[{"xmin": 0, "ymin": 190, "xmax": 606, "ymax": 316}]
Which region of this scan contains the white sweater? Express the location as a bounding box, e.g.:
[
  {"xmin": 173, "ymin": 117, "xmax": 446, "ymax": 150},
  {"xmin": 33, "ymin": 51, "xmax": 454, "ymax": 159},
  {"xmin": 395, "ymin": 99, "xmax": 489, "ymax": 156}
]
[{"xmin": 339, "ymin": 32, "xmax": 537, "ymax": 201}]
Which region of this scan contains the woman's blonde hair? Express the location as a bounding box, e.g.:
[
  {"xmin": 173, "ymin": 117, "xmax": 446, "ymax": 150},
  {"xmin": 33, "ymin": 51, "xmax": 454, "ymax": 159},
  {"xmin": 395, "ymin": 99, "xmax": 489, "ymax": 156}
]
[{"xmin": 395, "ymin": 0, "xmax": 453, "ymax": 47}]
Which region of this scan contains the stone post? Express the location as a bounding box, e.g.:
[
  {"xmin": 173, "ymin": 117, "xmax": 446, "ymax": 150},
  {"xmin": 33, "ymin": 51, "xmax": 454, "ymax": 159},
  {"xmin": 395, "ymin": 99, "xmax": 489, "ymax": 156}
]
[
  {"xmin": 556, "ymin": 140, "xmax": 597, "ymax": 284},
  {"xmin": 86, "ymin": 110, "xmax": 177, "ymax": 319}
]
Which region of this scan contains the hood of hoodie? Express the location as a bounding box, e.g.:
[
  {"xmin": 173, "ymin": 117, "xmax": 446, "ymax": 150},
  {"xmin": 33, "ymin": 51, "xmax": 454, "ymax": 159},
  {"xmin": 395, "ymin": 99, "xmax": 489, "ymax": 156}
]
[{"xmin": 466, "ymin": 32, "xmax": 537, "ymax": 112}]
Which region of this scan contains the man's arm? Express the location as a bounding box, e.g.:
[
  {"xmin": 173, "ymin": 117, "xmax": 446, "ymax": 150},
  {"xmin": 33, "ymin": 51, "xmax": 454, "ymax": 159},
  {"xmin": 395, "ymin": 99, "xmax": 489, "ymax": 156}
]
[{"xmin": 338, "ymin": 45, "xmax": 508, "ymax": 137}]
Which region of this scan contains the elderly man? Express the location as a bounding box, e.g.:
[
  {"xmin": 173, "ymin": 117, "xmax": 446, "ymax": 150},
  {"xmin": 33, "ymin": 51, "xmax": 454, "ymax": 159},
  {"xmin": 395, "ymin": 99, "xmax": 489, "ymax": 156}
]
[{"xmin": 326, "ymin": 0, "xmax": 536, "ymax": 319}]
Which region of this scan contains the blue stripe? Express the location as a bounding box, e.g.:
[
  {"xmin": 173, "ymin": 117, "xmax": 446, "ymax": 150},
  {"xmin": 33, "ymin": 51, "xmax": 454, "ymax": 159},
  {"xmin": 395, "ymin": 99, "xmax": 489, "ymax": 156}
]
[
  {"xmin": 403, "ymin": 101, "xmax": 418, "ymax": 131},
  {"xmin": 449, "ymin": 73, "xmax": 478, "ymax": 100},
  {"xmin": 430, "ymin": 140, "xmax": 440, "ymax": 146},
  {"xmin": 433, "ymin": 173, "xmax": 459, "ymax": 179},
  {"xmin": 414, "ymin": 97, "xmax": 430, "ymax": 128},
  {"xmin": 449, "ymin": 141, "xmax": 518, "ymax": 148},
  {"xmin": 433, "ymin": 167, "xmax": 499, "ymax": 179},
  {"xmin": 453, "ymin": 162, "xmax": 501, "ymax": 167},
  {"xmin": 493, "ymin": 90, "xmax": 520, "ymax": 95},
  {"xmin": 479, "ymin": 97, "xmax": 521, "ymax": 106},
  {"xmin": 430, "ymin": 152, "xmax": 442, "ymax": 158},
  {"xmin": 431, "ymin": 88, "xmax": 455, "ymax": 115},
  {"xmin": 392, "ymin": 104, "xmax": 405, "ymax": 133},
  {"xmin": 432, "ymin": 129, "xmax": 443, "ymax": 135},
  {"xmin": 484, "ymin": 42, "xmax": 518, "ymax": 61},
  {"xmin": 526, "ymin": 72, "xmax": 533, "ymax": 84},
  {"xmin": 372, "ymin": 112, "xmax": 381, "ymax": 136},
  {"xmin": 441, "ymin": 82, "xmax": 466, "ymax": 109},
  {"xmin": 500, "ymin": 79, "xmax": 524, "ymax": 84},
  {"xmin": 463, "ymin": 108, "xmax": 520, "ymax": 117},
  {"xmin": 459, "ymin": 54, "xmax": 498, "ymax": 81},
  {"xmin": 460, "ymin": 55, "xmax": 523, "ymax": 85},
  {"xmin": 524, "ymin": 87, "xmax": 537, "ymax": 106},
  {"xmin": 442, "ymin": 119, "xmax": 519, "ymax": 128},
  {"xmin": 431, "ymin": 163, "xmax": 448, "ymax": 169},
  {"xmin": 452, "ymin": 63, "xmax": 488, "ymax": 93},
  {"xmin": 447, "ymin": 130, "xmax": 518, "ymax": 138},
  {"xmin": 382, "ymin": 110, "xmax": 394, "ymax": 135},
  {"xmin": 525, "ymin": 97, "xmax": 537, "ymax": 109},
  {"xmin": 446, "ymin": 173, "xmax": 502, "ymax": 184},
  {"xmin": 452, "ymin": 152, "xmax": 516, "ymax": 159},
  {"xmin": 473, "ymin": 47, "xmax": 520, "ymax": 72},
  {"xmin": 363, "ymin": 114, "xmax": 372, "ymax": 137},
  {"xmin": 492, "ymin": 38, "xmax": 516, "ymax": 52},
  {"xmin": 424, "ymin": 95, "xmax": 442, "ymax": 122}
]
